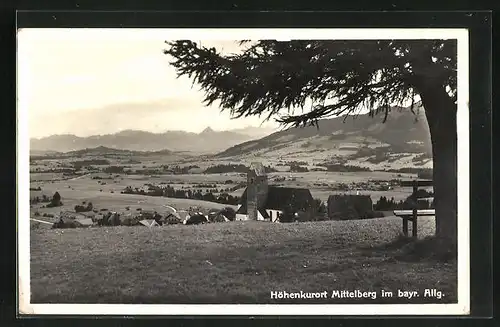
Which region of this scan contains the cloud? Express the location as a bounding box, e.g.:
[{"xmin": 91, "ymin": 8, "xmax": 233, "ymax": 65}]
[{"xmin": 19, "ymin": 30, "xmax": 275, "ymax": 138}]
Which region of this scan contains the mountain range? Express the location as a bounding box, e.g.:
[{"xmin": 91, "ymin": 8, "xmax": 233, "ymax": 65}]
[
  {"xmin": 30, "ymin": 104, "xmax": 432, "ymax": 162},
  {"xmin": 30, "ymin": 126, "xmax": 276, "ymax": 154}
]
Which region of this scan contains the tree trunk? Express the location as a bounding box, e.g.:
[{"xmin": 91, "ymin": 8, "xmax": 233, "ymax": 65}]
[{"xmin": 418, "ymin": 84, "xmax": 458, "ymax": 250}]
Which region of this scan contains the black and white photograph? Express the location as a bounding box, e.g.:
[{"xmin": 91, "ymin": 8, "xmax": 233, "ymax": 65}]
[{"xmin": 18, "ymin": 27, "xmax": 470, "ymax": 315}]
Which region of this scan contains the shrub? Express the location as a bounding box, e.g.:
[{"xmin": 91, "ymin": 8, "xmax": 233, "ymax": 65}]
[
  {"xmin": 75, "ymin": 202, "xmax": 93, "ymax": 213},
  {"xmin": 45, "ymin": 191, "xmax": 63, "ymax": 208},
  {"xmin": 120, "ymin": 215, "xmax": 140, "ymax": 226},
  {"xmin": 46, "ymin": 201, "xmax": 63, "ymax": 208},
  {"xmin": 99, "ymin": 212, "xmax": 121, "ymax": 226},
  {"xmin": 52, "ymin": 191, "xmax": 61, "ymax": 203},
  {"xmin": 360, "ymin": 211, "xmax": 386, "ymax": 219},
  {"xmin": 289, "ymin": 163, "xmax": 309, "ymax": 172},
  {"xmin": 219, "ymin": 207, "xmax": 237, "ymax": 221},
  {"xmin": 52, "ymin": 218, "xmax": 78, "ymax": 229}
]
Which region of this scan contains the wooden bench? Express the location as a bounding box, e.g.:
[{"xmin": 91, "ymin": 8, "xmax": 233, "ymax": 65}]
[{"xmin": 393, "ymin": 179, "xmax": 435, "ymax": 238}]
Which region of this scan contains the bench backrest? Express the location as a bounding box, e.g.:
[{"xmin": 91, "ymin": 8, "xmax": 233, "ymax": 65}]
[
  {"xmin": 400, "ymin": 179, "xmax": 434, "ymax": 217},
  {"xmin": 401, "ymin": 179, "xmax": 433, "ymax": 198}
]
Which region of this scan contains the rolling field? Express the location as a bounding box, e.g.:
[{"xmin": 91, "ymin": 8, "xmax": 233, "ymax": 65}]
[
  {"xmin": 30, "ymin": 217, "xmax": 456, "ymax": 304},
  {"xmin": 30, "ymin": 169, "xmax": 420, "ymax": 219},
  {"xmin": 28, "ymin": 151, "xmax": 444, "ymax": 305},
  {"xmin": 30, "ymin": 173, "xmax": 238, "ymax": 219}
]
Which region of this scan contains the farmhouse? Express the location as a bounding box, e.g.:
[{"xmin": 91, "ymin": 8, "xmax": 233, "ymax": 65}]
[
  {"xmin": 327, "ymin": 194, "xmax": 373, "ymax": 220},
  {"xmin": 236, "ymin": 162, "xmax": 315, "ymax": 222},
  {"xmin": 52, "ymin": 211, "xmax": 94, "ymax": 228}
]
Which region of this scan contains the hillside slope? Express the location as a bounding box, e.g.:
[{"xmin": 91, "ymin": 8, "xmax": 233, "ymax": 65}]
[{"xmin": 215, "ymin": 105, "xmax": 432, "ymax": 169}]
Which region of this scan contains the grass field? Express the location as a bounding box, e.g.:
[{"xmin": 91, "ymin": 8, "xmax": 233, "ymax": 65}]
[
  {"xmin": 30, "ymin": 217, "xmax": 456, "ymax": 304},
  {"xmin": 30, "ymin": 169, "xmax": 419, "ymax": 218},
  {"xmin": 30, "ymin": 173, "xmax": 237, "ymax": 219}
]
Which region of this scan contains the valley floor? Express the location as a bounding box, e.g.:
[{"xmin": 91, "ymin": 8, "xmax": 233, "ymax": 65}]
[{"xmin": 29, "ymin": 218, "xmax": 457, "ymax": 304}]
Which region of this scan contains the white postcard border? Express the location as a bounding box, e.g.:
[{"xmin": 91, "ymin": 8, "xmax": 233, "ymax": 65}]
[{"xmin": 17, "ymin": 27, "xmax": 470, "ymax": 316}]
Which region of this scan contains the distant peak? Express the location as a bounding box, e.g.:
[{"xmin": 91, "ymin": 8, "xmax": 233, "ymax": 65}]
[{"xmin": 200, "ymin": 127, "xmax": 215, "ymax": 134}]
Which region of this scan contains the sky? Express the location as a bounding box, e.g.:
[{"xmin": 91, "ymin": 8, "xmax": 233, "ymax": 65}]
[
  {"xmin": 18, "ymin": 28, "xmax": 460, "ymax": 139},
  {"xmin": 18, "ymin": 29, "xmax": 280, "ymax": 138}
]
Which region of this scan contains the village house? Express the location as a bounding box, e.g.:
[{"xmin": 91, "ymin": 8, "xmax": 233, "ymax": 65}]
[{"xmin": 327, "ymin": 194, "xmax": 373, "ymax": 220}]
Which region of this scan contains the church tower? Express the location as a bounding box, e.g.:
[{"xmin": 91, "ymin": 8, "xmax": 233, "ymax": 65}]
[{"xmin": 246, "ymin": 162, "xmax": 269, "ymax": 220}]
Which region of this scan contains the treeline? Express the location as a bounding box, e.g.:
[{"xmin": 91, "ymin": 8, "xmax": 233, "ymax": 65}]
[
  {"xmin": 72, "ymin": 159, "xmax": 110, "ymax": 169},
  {"xmin": 165, "ymin": 165, "xmax": 200, "ymax": 174},
  {"xmin": 381, "ymin": 167, "xmax": 433, "ymax": 179},
  {"xmin": 30, "ymin": 191, "xmax": 63, "ymax": 208},
  {"xmin": 374, "ymin": 195, "xmax": 434, "ymax": 211},
  {"xmin": 103, "ymin": 166, "xmax": 125, "ymax": 174},
  {"xmin": 318, "ymin": 163, "xmax": 371, "ymax": 172},
  {"xmin": 277, "ymin": 160, "xmax": 308, "ymax": 166},
  {"xmin": 74, "ymin": 201, "xmax": 94, "ymax": 213},
  {"xmin": 30, "ymin": 168, "xmax": 76, "ymax": 174},
  {"xmin": 121, "ymin": 185, "xmax": 241, "ymax": 205},
  {"xmin": 412, "ymin": 153, "xmax": 432, "ymax": 162},
  {"xmin": 289, "ymin": 163, "xmax": 309, "ymax": 172},
  {"xmin": 157, "ymin": 182, "xmax": 245, "ymax": 193},
  {"xmin": 203, "ymin": 164, "xmax": 277, "ymax": 174}
]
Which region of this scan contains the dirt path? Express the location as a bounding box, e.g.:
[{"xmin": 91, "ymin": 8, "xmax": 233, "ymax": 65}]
[
  {"xmin": 67, "ymin": 173, "xmax": 92, "ymax": 181},
  {"xmin": 30, "ymin": 218, "xmax": 53, "ymax": 225}
]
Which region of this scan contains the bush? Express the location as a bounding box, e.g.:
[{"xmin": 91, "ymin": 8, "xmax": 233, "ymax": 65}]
[
  {"xmin": 52, "ymin": 191, "xmax": 61, "ymax": 203},
  {"xmin": 52, "ymin": 218, "xmax": 78, "ymax": 229},
  {"xmin": 120, "ymin": 215, "xmax": 140, "ymax": 226},
  {"xmin": 46, "ymin": 201, "xmax": 63, "ymax": 208},
  {"xmin": 360, "ymin": 211, "xmax": 386, "ymax": 219},
  {"xmin": 289, "ymin": 163, "xmax": 309, "ymax": 172},
  {"xmin": 45, "ymin": 191, "xmax": 63, "ymax": 208},
  {"xmin": 100, "ymin": 212, "xmax": 121, "ymax": 226},
  {"xmin": 75, "ymin": 202, "xmax": 93, "ymax": 213},
  {"xmin": 219, "ymin": 207, "xmax": 237, "ymax": 221},
  {"xmin": 318, "ymin": 163, "xmax": 371, "ymax": 172}
]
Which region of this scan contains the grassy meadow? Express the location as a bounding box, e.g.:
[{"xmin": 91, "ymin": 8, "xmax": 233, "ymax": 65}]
[
  {"xmin": 30, "ymin": 217, "xmax": 456, "ymax": 304},
  {"xmin": 28, "ymin": 150, "xmax": 448, "ymax": 305}
]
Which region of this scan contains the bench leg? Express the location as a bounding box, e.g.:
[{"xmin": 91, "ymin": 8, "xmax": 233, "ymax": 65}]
[
  {"xmin": 402, "ymin": 218, "xmax": 408, "ymax": 237},
  {"xmin": 412, "ymin": 218, "xmax": 418, "ymax": 238},
  {"xmin": 412, "ymin": 209, "xmax": 418, "ymax": 238}
]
